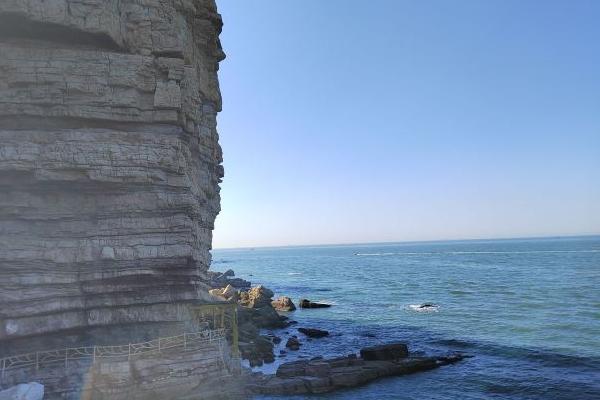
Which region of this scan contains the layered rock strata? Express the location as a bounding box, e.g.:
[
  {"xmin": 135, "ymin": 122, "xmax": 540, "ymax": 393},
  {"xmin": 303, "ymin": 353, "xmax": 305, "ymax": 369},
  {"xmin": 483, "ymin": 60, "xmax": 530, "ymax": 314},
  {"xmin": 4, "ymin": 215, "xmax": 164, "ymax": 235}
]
[{"xmin": 0, "ymin": 0, "xmax": 225, "ymax": 354}]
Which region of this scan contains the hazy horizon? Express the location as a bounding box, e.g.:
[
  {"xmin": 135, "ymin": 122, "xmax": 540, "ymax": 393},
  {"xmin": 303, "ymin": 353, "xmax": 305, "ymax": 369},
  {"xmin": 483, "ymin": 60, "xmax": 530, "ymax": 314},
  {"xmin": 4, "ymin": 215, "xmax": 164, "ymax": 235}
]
[
  {"xmin": 213, "ymin": 0, "xmax": 600, "ymax": 249},
  {"xmin": 212, "ymin": 233, "xmax": 600, "ymax": 251}
]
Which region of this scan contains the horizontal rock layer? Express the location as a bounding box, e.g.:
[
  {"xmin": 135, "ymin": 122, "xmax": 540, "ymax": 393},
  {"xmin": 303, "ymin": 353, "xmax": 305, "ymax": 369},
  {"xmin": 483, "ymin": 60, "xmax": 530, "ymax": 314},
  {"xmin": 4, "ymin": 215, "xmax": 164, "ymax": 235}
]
[{"xmin": 0, "ymin": 0, "xmax": 224, "ymax": 354}]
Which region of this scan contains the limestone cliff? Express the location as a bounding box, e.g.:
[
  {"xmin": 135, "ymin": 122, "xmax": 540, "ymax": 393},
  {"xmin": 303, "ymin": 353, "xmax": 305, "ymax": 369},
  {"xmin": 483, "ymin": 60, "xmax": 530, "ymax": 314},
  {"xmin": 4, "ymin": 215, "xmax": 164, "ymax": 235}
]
[{"xmin": 0, "ymin": 0, "xmax": 225, "ymax": 354}]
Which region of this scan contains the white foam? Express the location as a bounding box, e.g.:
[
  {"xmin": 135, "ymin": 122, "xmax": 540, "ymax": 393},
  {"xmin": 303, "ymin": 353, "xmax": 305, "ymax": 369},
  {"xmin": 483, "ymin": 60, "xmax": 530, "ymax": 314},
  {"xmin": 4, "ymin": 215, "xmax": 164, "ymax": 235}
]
[{"xmin": 408, "ymin": 304, "xmax": 440, "ymax": 312}]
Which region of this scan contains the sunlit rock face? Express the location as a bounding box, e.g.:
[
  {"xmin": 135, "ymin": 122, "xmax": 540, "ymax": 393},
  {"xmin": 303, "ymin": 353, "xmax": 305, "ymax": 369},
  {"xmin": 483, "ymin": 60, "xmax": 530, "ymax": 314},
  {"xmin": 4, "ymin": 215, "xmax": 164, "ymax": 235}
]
[{"xmin": 0, "ymin": 0, "xmax": 224, "ymax": 353}]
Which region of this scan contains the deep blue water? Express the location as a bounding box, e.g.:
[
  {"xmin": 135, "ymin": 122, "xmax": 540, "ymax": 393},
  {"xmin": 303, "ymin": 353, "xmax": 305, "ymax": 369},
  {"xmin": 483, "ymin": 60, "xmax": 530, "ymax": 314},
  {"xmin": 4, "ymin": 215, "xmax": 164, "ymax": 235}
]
[{"xmin": 212, "ymin": 236, "xmax": 600, "ymax": 399}]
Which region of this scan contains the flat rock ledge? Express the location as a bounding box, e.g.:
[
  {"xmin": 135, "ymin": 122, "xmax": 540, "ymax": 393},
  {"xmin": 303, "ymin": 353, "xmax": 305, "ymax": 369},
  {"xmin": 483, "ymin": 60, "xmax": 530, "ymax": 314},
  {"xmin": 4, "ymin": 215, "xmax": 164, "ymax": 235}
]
[{"xmin": 246, "ymin": 349, "xmax": 467, "ymax": 395}]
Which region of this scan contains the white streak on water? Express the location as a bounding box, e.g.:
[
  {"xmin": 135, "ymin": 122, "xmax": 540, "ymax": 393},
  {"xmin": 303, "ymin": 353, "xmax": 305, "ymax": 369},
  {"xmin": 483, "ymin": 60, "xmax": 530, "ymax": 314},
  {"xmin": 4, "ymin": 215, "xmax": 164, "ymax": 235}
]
[{"xmin": 355, "ymin": 250, "xmax": 600, "ymax": 256}]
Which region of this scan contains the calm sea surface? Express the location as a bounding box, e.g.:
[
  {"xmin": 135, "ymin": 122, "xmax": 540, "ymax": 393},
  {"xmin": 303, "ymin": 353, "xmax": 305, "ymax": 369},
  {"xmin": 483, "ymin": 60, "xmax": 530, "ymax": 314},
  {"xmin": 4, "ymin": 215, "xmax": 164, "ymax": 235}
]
[{"xmin": 212, "ymin": 236, "xmax": 600, "ymax": 399}]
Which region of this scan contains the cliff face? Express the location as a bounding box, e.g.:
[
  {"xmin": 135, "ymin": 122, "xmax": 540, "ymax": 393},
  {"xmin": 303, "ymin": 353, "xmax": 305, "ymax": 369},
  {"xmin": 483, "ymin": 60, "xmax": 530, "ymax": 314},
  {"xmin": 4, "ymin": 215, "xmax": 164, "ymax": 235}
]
[{"xmin": 0, "ymin": 0, "xmax": 225, "ymax": 353}]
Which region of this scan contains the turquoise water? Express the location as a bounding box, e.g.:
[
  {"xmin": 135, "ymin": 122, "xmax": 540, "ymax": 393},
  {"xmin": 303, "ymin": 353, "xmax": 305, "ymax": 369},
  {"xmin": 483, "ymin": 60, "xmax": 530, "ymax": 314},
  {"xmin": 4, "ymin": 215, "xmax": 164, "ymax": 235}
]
[{"xmin": 212, "ymin": 236, "xmax": 600, "ymax": 399}]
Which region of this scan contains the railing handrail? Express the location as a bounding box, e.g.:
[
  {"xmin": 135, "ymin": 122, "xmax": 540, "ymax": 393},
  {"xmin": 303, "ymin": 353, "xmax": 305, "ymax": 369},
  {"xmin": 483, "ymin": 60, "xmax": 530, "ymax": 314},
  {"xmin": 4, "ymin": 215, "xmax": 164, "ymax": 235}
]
[{"xmin": 0, "ymin": 328, "xmax": 226, "ymax": 376}]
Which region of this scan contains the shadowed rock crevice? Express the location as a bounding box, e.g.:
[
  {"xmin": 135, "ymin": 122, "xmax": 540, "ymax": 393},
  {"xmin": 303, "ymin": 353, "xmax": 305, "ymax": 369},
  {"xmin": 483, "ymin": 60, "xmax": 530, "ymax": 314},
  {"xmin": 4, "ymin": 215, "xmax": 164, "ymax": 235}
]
[{"xmin": 0, "ymin": 14, "xmax": 123, "ymax": 51}]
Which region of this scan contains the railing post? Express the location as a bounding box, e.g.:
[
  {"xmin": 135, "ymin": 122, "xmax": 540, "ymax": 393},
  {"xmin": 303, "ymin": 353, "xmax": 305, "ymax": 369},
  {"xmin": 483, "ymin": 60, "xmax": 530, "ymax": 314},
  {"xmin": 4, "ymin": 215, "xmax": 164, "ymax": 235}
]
[
  {"xmin": 128, "ymin": 343, "xmax": 131, "ymax": 360},
  {"xmin": 65, "ymin": 349, "xmax": 68, "ymax": 369},
  {"xmin": 35, "ymin": 352, "xmax": 39, "ymax": 370},
  {"xmin": 232, "ymin": 304, "xmax": 239, "ymax": 357},
  {"xmin": 2, "ymin": 358, "xmax": 5, "ymax": 382},
  {"xmin": 158, "ymin": 338, "xmax": 161, "ymax": 353},
  {"xmin": 184, "ymin": 333, "xmax": 187, "ymax": 351},
  {"xmin": 93, "ymin": 346, "xmax": 96, "ymax": 363}
]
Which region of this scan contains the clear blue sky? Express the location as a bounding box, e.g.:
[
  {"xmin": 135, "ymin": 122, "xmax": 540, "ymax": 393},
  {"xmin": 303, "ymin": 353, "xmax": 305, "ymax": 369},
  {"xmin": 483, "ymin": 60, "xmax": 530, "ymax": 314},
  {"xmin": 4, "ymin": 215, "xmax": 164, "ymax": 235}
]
[{"xmin": 212, "ymin": 0, "xmax": 600, "ymax": 249}]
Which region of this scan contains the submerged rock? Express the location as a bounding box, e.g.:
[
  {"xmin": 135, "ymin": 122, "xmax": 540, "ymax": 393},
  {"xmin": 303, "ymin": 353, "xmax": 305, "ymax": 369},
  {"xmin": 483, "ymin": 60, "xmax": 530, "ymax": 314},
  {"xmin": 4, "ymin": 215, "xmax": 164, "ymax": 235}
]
[
  {"xmin": 298, "ymin": 327, "xmax": 329, "ymax": 338},
  {"xmin": 360, "ymin": 343, "xmax": 409, "ymax": 361},
  {"xmin": 299, "ymin": 299, "xmax": 332, "ymax": 308}
]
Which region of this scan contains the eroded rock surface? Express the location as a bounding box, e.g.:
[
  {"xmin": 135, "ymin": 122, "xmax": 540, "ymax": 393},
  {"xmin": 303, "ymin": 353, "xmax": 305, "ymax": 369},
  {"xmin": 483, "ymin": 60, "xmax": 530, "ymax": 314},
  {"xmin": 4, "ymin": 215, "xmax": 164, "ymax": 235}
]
[
  {"xmin": 0, "ymin": 0, "xmax": 225, "ymax": 354},
  {"xmin": 247, "ymin": 349, "xmax": 469, "ymax": 395}
]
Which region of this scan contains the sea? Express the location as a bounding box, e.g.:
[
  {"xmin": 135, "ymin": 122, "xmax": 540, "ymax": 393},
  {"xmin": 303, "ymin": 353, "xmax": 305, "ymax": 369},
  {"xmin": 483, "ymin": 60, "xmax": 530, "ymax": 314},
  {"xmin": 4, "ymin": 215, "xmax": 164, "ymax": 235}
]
[{"xmin": 211, "ymin": 236, "xmax": 600, "ymax": 399}]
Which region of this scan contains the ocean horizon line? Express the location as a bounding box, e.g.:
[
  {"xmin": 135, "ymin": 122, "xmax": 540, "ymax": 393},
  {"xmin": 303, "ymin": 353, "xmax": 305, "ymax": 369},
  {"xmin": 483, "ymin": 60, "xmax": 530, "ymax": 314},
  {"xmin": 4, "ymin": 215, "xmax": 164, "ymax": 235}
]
[{"xmin": 212, "ymin": 233, "xmax": 600, "ymax": 251}]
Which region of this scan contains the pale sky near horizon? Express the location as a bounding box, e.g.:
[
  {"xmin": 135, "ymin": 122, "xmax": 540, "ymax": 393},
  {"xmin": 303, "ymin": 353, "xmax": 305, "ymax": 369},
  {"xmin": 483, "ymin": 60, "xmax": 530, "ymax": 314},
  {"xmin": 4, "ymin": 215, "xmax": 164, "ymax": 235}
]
[{"xmin": 212, "ymin": 0, "xmax": 600, "ymax": 249}]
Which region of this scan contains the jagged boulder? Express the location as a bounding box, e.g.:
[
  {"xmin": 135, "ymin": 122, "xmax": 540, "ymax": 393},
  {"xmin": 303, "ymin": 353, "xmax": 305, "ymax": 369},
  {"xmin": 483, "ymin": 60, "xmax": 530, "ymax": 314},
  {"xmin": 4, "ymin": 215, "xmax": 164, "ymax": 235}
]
[
  {"xmin": 240, "ymin": 285, "xmax": 274, "ymax": 308},
  {"xmin": 208, "ymin": 269, "xmax": 251, "ymax": 289},
  {"xmin": 272, "ymin": 296, "xmax": 296, "ymax": 311}
]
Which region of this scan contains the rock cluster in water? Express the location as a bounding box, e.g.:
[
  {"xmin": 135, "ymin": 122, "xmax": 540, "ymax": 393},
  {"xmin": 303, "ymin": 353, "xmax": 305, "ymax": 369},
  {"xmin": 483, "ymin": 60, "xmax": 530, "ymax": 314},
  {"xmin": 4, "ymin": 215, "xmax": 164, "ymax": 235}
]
[
  {"xmin": 207, "ymin": 269, "xmax": 471, "ymax": 395},
  {"xmin": 247, "ymin": 347, "xmax": 468, "ymax": 395}
]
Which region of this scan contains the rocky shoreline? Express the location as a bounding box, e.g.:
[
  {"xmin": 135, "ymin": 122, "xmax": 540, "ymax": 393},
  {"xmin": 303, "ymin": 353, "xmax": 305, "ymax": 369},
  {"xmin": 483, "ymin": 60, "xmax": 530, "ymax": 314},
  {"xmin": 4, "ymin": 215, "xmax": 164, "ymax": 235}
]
[
  {"xmin": 207, "ymin": 269, "xmax": 471, "ymax": 395},
  {"xmin": 248, "ymin": 350, "xmax": 468, "ymax": 395}
]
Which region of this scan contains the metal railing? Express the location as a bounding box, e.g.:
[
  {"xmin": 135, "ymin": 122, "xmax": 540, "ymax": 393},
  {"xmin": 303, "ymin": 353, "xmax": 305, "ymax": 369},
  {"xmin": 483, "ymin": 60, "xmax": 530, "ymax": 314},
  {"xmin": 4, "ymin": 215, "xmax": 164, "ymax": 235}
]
[
  {"xmin": 0, "ymin": 328, "xmax": 226, "ymax": 379},
  {"xmin": 191, "ymin": 302, "xmax": 239, "ymax": 357}
]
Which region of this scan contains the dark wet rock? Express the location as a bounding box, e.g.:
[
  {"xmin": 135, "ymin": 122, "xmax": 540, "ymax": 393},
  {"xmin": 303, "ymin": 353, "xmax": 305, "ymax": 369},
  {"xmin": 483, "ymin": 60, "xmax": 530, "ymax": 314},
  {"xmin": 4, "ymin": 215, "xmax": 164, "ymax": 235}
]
[
  {"xmin": 276, "ymin": 360, "xmax": 309, "ymax": 378},
  {"xmin": 266, "ymin": 334, "xmax": 282, "ymax": 344},
  {"xmin": 253, "ymin": 306, "xmax": 288, "ymax": 329},
  {"xmin": 247, "ymin": 347, "xmax": 469, "ymax": 395},
  {"xmin": 285, "ymin": 337, "xmax": 301, "ymax": 351},
  {"xmin": 360, "ymin": 343, "xmax": 409, "ymax": 361},
  {"xmin": 299, "ymin": 299, "xmax": 331, "ymax": 308},
  {"xmin": 272, "ymin": 296, "xmax": 297, "ymax": 311},
  {"xmin": 298, "ymin": 328, "xmax": 329, "ymax": 338},
  {"xmin": 240, "ymin": 335, "xmax": 275, "ymax": 367},
  {"xmin": 305, "ymin": 361, "xmax": 331, "ymax": 377}
]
